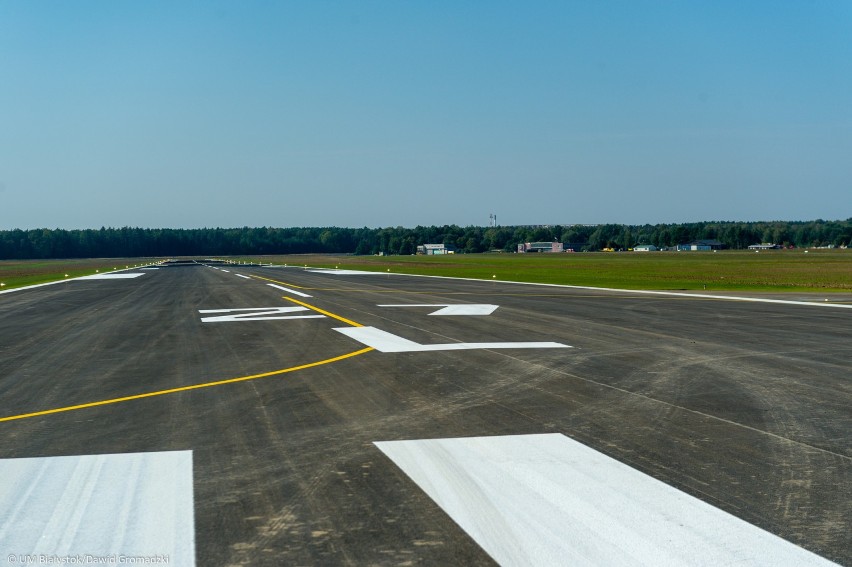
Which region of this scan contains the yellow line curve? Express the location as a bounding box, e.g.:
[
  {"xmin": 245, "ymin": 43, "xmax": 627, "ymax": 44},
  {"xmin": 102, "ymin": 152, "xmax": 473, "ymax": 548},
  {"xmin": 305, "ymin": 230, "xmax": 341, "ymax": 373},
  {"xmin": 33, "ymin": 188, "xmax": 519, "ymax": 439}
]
[{"xmin": 0, "ymin": 347, "xmax": 374, "ymax": 423}]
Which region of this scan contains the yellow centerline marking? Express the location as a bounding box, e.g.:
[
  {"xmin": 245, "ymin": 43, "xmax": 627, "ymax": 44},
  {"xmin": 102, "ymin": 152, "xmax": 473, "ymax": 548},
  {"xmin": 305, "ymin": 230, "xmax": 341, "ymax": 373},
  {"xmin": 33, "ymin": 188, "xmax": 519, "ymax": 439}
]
[
  {"xmin": 0, "ymin": 347, "xmax": 374, "ymax": 423},
  {"xmin": 250, "ymin": 274, "xmax": 311, "ymax": 289},
  {"xmin": 2, "ymin": 290, "xmax": 372, "ymax": 423},
  {"xmin": 281, "ymin": 296, "xmax": 363, "ymax": 327}
]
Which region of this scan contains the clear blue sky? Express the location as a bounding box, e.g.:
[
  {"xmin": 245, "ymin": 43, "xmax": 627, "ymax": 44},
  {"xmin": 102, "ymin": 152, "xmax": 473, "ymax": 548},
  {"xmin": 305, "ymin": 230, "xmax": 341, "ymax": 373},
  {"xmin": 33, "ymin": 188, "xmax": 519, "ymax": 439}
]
[{"xmin": 1, "ymin": 1, "xmax": 850, "ymax": 230}]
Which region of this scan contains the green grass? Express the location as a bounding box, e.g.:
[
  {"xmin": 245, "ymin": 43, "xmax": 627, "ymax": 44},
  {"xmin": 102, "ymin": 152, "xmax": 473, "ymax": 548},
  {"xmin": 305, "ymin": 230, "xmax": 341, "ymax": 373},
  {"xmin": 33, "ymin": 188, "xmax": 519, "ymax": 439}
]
[
  {"xmin": 0, "ymin": 259, "xmax": 159, "ymax": 290},
  {"xmin": 246, "ymin": 249, "xmax": 852, "ymax": 293},
  {"xmin": 3, "ymin": 250, "xmax": 849, "ymax": 293}
]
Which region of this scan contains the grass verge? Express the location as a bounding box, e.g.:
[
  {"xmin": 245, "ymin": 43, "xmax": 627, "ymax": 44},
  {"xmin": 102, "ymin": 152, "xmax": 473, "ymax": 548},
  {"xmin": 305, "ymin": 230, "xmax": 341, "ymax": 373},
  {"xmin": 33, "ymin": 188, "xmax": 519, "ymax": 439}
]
[
  {"xmin": 241, "ymin": 249, "xmax": 852, "ymax": 293},
  {"xmin": 0, "ymin": 259, "xmax": 159, "ymax": 290}
]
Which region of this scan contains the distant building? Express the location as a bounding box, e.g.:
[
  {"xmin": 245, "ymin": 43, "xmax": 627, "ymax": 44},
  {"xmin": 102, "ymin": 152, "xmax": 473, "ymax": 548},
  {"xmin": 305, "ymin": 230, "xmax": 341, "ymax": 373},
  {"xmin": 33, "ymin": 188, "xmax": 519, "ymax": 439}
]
[
  {"xmin": 677, "ymin": 239, "xmax": 725, "ymax": 251},
  {"xmin": 633, "ymin": 244, "xmax": 657, "ymax": 251},
  {"xmin": 417, "ymin": 243, "xmax": 456, "ymax": 255},
  {"xmin": 517, "ymin": 241, "xmax": 564, "ymax": 253},
  {"xmin": 748, "ymin": 243, "xmax": 782, "ymax": 250}
]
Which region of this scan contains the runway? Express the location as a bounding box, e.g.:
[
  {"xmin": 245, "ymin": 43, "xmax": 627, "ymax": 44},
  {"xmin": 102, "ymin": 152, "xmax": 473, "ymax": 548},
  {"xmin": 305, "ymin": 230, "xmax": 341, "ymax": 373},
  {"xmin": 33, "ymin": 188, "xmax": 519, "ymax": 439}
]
[{"xmin": 0, "ymin": 262, "xmax": 849, "ymax": 565}]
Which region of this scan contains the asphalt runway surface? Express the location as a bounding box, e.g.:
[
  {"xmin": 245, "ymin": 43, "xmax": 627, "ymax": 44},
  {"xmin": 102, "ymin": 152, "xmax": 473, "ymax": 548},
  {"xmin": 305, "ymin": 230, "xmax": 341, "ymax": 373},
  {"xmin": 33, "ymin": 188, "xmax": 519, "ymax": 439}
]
[{"xmin": 0, "ymin": 262, "xmax": 849, "ymax": 565}]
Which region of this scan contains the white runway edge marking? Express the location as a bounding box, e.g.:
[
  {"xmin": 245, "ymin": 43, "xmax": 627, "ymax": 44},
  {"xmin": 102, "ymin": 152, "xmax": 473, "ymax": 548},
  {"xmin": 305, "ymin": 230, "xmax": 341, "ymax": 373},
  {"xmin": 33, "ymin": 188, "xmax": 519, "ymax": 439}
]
[
  {"xmin": 375, "ymin": 434, "xmax": 838, "ymax": 567},
  {"xmin": 308, "ymin": 269, "xmax": 382, "ymax": 275},
  {"xmin": 267, "ymin": 283, "xmax": 313, "ymax": 298},
  {"xmin": 379, "ymin": 304, "xmax": 499, "ymax": 316},
  {"xmin": 335, "ymin": 326, "xmax": 569, "ymax": 353},
  {"xmin": 199, "ymin": 307, "xmax": 325, "ymax": 322},
  {"xmin": 0, "ymin": 451, "xmax": 195, "ymax": 565},
  {"xmin": 77, "ymin": 273, "xmax": 146, "ymax": 280},
  {"xmin": 386, "ymin": 272, "xmax": 852, "ymax": 310}
]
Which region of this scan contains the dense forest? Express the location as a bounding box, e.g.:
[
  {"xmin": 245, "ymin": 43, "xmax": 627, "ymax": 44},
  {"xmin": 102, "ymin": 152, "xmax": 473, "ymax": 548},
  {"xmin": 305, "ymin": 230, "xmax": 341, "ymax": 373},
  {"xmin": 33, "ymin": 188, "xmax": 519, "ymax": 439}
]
[{"xmin": 1, "ymin": 220, "xmax": 850, "ymax": 259}]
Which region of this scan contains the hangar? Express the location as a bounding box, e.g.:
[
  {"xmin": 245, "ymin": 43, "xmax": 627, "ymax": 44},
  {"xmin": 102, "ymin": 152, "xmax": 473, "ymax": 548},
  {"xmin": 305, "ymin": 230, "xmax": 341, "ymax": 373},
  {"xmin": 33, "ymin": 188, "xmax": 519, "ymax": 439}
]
[
  {"xmin": 417, "ymin": 243, "xmax": 456, "ymax": 255},
  {"xmin": 518, "ymin": 241, "xmax": 564, "ymax": 253},
  {"xmin": 677, "ymin": 239, "xmax": 725, "ymax": 251}
]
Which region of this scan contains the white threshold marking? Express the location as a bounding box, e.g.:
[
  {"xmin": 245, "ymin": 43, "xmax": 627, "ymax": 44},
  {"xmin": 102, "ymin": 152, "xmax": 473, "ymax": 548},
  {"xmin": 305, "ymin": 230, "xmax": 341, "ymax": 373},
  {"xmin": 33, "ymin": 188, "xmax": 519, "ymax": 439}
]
[
  {"xmin": 235, "ymin": 274, "xmax": 251, "ymax": 279},
  {"xmin": 199, "ymin": 306, "xmax": 325, "ymax": 322},
  {"xmin": 375, "ymin": 434, "xmax": 837, "ymax": 567},
  {"xmin": 0, "ymin": 451, "xmax": 195, "ymax": 564},
  {"xmin": 335, "ymin": 326, "xmax": 569, "ymax": 353},
  {"xmin": 78, "ymin": 273, "xmax": 146, "ymax": 280},
  {"xmin": 267, "ymin": 283, "xmax": 313, "ymax": 298},
  {"xmin": 379, "ymin": 304, "xmax": 499, "ymax": 316}
]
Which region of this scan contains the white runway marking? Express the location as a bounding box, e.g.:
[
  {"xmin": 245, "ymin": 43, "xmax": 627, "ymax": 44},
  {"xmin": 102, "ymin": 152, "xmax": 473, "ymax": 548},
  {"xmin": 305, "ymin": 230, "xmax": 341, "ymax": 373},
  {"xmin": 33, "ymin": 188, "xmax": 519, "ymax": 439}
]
[
  {"xmin": 379, "ymin": 304, "xmax": 499, "ymax": 316},
  {"xmin": 267, "ymin": 283, "xmax": 312, "ymax": 297},
  {"xmin": 375, "ymin": 434, "xmax": 837, "ymax": 567},
  {"xmin": 200, "ymin": 306, "xmax": 325, "ymax": 322},
  {"xmin": 78, "ymin": 273, "xmax": 146, "ymax": 280},
  {"xmin": 335, "ymin": 326, "xmax": 569, "ymax": 353},
  {"xmin": 308, "ymin": 269, "xmax": 383, "ymax": 275},
  {"xmin": 0, "ymin": 451, "xmax": 195, "ymax": 565},
  {"xmin": 384, "ymin": 272, "xmax": 852, "ymax": 310}
]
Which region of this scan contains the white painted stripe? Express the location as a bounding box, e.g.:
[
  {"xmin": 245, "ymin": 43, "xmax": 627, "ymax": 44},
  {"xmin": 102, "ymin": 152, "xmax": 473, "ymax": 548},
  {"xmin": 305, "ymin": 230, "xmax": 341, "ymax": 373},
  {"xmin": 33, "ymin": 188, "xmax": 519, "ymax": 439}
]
[
  {"xmin": 0, "ymin": 451, "xmax": 195, "ymax": 564},
  {"xmin": 0, "ymin": 279, "xmax": 73, "ymax": 295},
  {"xmin": 383, "ymin": 272, "xmax": 852, "ymax": 310},
  {"xmin": 266, "ymin": 283, "xmax": 313, "ymax": 298},
  {"xmin": 235, "ymin": 274, "xmax": 251, "ymax": 279},
  {"xmin": 335, "ymin": 326, "xmax": 569, "ymax": 353},
  {"xmin": 375, "ymin": 434, "xmax": 837, "ymax": 567},
  {"xmin": 78, "ymin": 273, "xmax": 146, "ymax": 280},
  {"xmin": 199, "ymin": 306, "xmax": 324, "ymax": 322},
  {"xmin": 221, "ymin": 269, "xmax": 230, "ymax": 273},
  {"xmin": 308, "ymin": 269, "xmax": 382, "ymax": 275},
  {"xmin": 379, "ymin": 304, "xmax": 499, "ymax": 316}
]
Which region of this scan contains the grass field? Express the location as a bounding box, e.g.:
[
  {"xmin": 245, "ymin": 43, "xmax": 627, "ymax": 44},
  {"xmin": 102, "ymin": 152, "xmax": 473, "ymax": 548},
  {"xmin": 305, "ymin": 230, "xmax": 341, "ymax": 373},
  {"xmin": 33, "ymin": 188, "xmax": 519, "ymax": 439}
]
[
  {"xmin": 1, "ymin": 250, "xmax": 849, "ymax": 293},
  {"xmin": 0, "ymin": 258, "xmax": 159, "ymax": 290},
  {"xmin": 244, "ymin": 249, "xmax": 852, "ymax": 293}
]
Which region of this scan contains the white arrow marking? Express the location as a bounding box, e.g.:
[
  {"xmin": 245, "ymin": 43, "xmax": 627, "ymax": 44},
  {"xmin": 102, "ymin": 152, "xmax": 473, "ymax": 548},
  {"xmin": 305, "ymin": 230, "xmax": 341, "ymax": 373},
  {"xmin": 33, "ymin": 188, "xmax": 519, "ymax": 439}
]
[
  {"xmin": 334, "ymin": 326, "xmax": 569, "ymax": 352},
  {"xmin": 199, "ymin": 307, "xmax": 325, "ymax": 322},
  {"xmin": 375, "ymin": 434, "xmax": 838, "ymax": 567},
  {"xmin": 379, "ymin": 304, "xmax": 499, "ymax": 316}
]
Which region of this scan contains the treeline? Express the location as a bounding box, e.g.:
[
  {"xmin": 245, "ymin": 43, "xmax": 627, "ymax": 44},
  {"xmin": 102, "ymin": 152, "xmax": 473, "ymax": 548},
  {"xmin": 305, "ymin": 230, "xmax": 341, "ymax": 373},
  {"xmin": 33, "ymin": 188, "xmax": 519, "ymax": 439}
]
[{"xmin": 1, "ymin": 220, "xmax": 850, "ymax": 259}]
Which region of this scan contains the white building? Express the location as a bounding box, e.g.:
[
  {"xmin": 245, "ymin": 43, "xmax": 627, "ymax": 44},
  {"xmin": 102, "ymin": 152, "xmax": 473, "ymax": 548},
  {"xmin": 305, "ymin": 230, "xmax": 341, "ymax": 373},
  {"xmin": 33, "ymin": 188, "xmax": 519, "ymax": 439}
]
[
  {"xmin": 518, "ymin": 242, "xmax": 564, "ymax": 253},
  {"xmin": 417, "ymin": 243, "xmax": 456, "ymax": 255}
]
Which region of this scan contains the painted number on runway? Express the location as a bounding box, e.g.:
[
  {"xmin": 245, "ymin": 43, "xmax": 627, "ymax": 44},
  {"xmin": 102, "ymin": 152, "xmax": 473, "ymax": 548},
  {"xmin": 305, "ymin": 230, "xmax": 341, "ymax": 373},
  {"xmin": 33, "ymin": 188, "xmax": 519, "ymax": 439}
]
[{"xmin": 199, "ymin": 307, "xmax": 325, "ymax": 322}]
